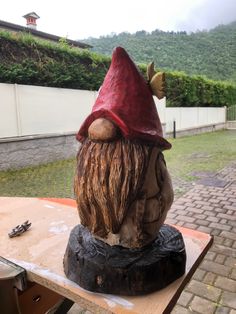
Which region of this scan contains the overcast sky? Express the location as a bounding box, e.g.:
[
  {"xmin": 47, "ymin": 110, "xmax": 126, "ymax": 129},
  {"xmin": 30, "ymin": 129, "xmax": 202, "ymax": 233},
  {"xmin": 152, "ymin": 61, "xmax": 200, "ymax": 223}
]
[{"xmin": 1, "ymin": 0, "xmax": 236, "ymax": 40}]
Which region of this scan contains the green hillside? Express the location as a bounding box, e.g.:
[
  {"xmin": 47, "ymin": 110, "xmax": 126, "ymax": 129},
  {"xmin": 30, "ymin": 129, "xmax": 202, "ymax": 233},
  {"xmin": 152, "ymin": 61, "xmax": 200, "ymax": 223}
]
[{"xmin": 82, "ymin": 22, "xmax": 236, "ymax": 83}]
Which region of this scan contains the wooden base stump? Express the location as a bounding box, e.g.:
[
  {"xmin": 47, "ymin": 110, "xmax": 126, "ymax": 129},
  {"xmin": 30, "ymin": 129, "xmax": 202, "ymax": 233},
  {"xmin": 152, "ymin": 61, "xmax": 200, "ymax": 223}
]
[{"xmin": 63, "ymin": 224, "xmax": 186, "ymax": 295}]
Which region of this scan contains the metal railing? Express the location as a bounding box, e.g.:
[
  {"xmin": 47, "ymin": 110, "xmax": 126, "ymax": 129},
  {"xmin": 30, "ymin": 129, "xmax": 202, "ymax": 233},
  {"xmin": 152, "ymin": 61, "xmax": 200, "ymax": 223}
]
[{"xmin": 227, "ymin": 105, "xmax": 236, "ymax": 121}]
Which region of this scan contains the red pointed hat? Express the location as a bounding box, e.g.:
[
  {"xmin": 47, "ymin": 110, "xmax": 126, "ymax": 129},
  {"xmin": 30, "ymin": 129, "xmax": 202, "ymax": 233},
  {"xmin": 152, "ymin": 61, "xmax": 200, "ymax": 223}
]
[{"xmin": 77, "ymin": 47, "xmax": 171, "ymax": 149}]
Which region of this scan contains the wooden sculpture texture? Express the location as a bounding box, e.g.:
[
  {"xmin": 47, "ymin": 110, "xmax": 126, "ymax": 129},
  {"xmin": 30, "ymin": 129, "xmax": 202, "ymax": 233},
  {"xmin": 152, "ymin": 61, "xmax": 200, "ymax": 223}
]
[
  {"xmin": 74, "ymin": 48, "xmax": 173, "ymax": 248},
  {"xmin": 64, "ymin": 47, "xmax": 186, "ymax": 295}
]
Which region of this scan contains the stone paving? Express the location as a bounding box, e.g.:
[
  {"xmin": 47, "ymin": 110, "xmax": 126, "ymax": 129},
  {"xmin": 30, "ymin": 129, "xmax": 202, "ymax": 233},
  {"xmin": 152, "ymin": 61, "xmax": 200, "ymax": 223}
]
[
  {"xmin": 68, "ymin": 162, "xmax": 236, "ymax": 314},
  {"xmin": 169, "ymin": 162, "xmax": 236, "ymax": 314}
]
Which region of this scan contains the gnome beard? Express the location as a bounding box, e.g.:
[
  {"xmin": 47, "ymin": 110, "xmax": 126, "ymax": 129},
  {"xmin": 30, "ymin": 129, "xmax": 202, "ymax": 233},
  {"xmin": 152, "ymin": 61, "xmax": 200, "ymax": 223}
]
[{"xmin": 74, "ymin": 136, "xmax": 174, "ymax": 248}]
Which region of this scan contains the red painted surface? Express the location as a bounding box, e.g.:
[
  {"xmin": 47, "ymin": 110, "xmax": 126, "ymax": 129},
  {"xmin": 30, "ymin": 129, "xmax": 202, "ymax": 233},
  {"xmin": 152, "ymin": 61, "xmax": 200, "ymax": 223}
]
[
  {"xmin": 40, "ymin": 198, "xmax": 77, "ymax": 207},
  {"xmin": 27, "ymin": 17, "xmax": 36, "ymax": 25},
  {"xmin": 175, "ymin": 225, "xmax": 212, "ymax": 241},
  {"xmin": 77, "ymin": 47, "xmax": 171, "ymax": 150},
  {"xmin": 0, "ymin": 196, "xmax": 213, "ymax": 314}
]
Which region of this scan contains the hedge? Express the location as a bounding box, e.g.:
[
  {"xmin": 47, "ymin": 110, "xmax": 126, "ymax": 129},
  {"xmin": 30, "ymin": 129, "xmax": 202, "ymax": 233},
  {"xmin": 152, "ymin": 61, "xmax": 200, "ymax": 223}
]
[
  {"xmin": 165, "ymin": 72, "xmax": 236, "ymax": 107},
  {"xmin": 0, "ymin": 30, "xmax": 235, "ymax": 107}
]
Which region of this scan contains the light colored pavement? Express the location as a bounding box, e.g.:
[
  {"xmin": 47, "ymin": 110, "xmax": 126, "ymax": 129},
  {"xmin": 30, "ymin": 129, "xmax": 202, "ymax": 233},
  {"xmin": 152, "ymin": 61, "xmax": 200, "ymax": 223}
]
[{"xmin": 169, "ymin": 162, "xmax": 236, "ymax": 314}]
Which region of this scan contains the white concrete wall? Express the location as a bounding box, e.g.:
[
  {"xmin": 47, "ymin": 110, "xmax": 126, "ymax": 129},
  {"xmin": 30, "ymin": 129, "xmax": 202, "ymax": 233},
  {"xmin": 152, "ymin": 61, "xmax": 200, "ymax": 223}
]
[
  {"xmin": 0, "ymin": 83, "xmax": 19, "ymax": 137},
  {"xmin": 154, "ymin": 96, "xmax": 166, "ymax": 124},
  {"xmin": 165, "ymin": 107, "xmax": 226, "ymax": 133},
  {"xmin": 0, "ymin": 83, "xmax": 226, "ymax": 139},
  {"xmin": 0, "ymin": 83, "xmax": 96, "ymax": 138}
]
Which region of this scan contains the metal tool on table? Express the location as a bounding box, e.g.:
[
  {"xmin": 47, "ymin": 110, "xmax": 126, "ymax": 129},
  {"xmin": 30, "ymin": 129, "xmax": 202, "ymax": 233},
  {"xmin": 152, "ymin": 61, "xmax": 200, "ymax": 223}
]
[{"xmin": 8, "ymin": 220, "xmax": 31, "ymax": 238}]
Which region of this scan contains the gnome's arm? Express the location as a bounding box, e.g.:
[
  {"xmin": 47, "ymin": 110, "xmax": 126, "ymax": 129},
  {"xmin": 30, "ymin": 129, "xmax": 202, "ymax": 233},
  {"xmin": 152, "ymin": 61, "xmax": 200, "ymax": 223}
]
[
  {"xmin": 139, "ymin": 149, "xmax": 174, "ymax": 245},
  {"xmin": 158, "ymin": 153, "xmax": 174, "ymax": 209},
  {"xmin": 153, "ymin": 152, "xmax": 174, "ymax": 226},
  {"xmin": 105, "ymin": 147, "xmax": 174, "ymax": 248}
]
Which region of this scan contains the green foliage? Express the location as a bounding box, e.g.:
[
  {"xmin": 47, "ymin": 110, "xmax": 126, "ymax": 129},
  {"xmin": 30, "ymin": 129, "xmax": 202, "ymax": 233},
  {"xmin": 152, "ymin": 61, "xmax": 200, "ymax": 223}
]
[
  {"xmin": 165, "ymin": 72, "xmax": 236, "ymax": 107},
  {"xmin": 82, "ymin": 22, "xmax": 236, "ymax": 83},
  {"xmin": 0, "ymin": 29, "xmax": 236, "ymax": 107},
  {"xmin": 58, "ymin": 37, "xmax": 70, "ymax": 49},
  {"xmin": 0, "ymin": 30, "xmax": 110, "ymax": 90}
]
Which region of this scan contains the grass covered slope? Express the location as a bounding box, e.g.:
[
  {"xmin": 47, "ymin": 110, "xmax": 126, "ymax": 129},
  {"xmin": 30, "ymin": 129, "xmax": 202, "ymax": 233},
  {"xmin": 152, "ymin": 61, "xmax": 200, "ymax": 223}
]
[
  {"xmin": 0, "ymin": 130, "xmax": 235, "ymax": 198},
  {"xmin": 0, "ymin": 31, "xmax": 110, "ymax": 90},
  {"xmin": 83, "ymin": 22, "xmax": 236, "ymax": 83}
]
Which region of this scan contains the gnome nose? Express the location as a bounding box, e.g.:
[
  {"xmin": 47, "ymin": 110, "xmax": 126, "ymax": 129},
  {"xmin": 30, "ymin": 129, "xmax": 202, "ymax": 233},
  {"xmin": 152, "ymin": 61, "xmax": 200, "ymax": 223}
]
[{"xmin": 88, "ymin": 118, "xmax": 118, "ymax": 142}]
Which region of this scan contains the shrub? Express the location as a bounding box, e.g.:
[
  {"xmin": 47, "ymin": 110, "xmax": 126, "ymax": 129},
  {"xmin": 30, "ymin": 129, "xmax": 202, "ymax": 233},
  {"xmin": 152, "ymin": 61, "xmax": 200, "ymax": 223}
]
[{"xmin": 0, "ymin": 30, "xmax": 235, "ymax": 107}]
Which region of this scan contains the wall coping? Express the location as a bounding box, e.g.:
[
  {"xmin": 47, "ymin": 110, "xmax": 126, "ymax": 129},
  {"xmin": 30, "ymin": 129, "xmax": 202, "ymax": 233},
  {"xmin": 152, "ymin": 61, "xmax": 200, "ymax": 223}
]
[
  {"xmin": 0, "ymin": 123, "xmax": 167, "ymax": 144},
  {"xmin": 166, "ymin": 122, "xmax": 225, "ymax": 134},
  {"xmin": 0, "ymin": 131, "xmax": 77, "ymax": 143}
]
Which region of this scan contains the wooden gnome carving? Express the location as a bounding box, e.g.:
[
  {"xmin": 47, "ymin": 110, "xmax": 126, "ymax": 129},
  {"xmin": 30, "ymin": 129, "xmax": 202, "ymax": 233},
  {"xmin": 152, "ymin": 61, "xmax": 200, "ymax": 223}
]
[
  {"xmin": 64, "ymin": 47, "xmax": 186, "ymax": 295},
  {"xmin": 75, "ymin": 47, "xmax": 173, "ymax": 248}
]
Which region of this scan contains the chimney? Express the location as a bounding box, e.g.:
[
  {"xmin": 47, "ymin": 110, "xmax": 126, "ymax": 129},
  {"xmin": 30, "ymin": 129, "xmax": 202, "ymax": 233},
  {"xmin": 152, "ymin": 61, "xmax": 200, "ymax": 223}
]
[{"xmin": 23, "ymin": 12, "xmax": 40, "ymax": 30}]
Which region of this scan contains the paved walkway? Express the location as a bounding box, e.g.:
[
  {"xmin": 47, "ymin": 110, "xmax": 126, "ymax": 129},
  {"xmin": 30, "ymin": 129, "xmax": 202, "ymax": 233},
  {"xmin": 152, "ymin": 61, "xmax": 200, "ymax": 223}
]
[
  {"xmin": 68, "ymin": 162, "xmax": 236, "ymax": 314},
  {"xmin": 169, "ymin": 162, "xmax": 236, "ymax": 314}
]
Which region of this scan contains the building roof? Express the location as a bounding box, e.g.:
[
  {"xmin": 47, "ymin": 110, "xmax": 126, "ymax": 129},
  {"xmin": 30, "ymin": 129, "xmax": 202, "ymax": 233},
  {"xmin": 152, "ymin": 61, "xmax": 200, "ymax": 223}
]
[
  {"xmin": 0, "ymin": 19, "xmax": 92, "ymax": 49},
  {"xmin": 23, "ymin": 12, "xmax": 40, "ymax": 19}
]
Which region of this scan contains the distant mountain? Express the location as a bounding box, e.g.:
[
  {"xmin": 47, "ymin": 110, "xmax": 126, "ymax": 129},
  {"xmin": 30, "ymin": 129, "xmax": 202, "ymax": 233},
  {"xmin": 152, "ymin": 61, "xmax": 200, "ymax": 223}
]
[{"xmin": 81, "ymin": 22, "xmax": 236, "ymax": 82}]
